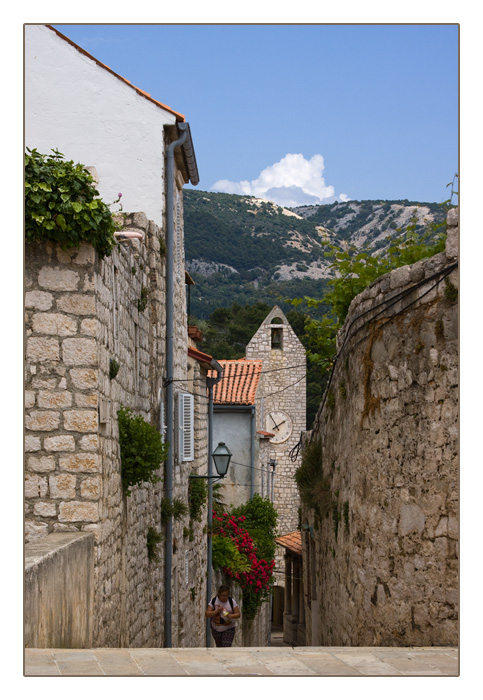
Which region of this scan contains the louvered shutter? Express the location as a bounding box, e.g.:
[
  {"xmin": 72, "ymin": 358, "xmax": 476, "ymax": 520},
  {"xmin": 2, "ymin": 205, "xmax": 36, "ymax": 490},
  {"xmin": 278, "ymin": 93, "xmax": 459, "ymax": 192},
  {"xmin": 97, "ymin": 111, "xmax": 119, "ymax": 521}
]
[{"xmin": 177, "ymin": 392, "xmax": 194, "ymax": 462}]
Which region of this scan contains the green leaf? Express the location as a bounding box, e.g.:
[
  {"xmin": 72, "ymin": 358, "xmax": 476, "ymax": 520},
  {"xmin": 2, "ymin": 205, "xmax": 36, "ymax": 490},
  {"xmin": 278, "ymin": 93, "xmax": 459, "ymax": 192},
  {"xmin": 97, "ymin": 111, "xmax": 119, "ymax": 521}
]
[{"xmin": 55, "ymin": 214, "xmax": 67, "ymax": 231}]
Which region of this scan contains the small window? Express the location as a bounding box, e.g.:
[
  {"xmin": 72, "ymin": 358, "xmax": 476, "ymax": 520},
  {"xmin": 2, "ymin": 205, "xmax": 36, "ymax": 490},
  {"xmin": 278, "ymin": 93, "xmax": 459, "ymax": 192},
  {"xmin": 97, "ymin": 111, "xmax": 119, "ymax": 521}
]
[
  {"xmin": 271, "ymin": 317, "xmax": 283, "ymax": 324},
  {"xmin": 271, "ymin": 327, "xmax": 283, "ymax": 349}
]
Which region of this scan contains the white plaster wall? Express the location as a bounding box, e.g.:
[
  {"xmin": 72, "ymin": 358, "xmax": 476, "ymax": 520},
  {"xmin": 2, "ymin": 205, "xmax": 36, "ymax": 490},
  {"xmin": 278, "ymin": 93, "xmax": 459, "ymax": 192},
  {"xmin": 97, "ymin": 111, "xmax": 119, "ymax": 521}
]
[{"xmin": 25, "ymin": 24, "xmax": 178, "ymax": 227}]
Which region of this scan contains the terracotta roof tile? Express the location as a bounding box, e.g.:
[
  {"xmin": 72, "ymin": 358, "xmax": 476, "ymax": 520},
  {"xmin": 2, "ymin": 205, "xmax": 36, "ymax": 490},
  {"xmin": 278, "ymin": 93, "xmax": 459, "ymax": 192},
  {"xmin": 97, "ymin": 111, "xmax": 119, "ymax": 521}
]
[
  {"xmin": 188, "ymin": 346, "xmax": 213, "ymax": 369},
  {"xmin": 275, "ymin": 531, "xmax": 302, "ymax": 556},
  {"xmin": 209, "ymin": 359, "xmax": 262, "ymax": 405}
]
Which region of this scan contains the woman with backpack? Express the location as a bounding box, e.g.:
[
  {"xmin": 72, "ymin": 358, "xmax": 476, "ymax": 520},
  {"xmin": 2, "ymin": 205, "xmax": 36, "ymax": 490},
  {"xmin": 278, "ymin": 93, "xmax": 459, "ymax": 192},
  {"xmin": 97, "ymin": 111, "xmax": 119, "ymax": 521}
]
[{"xmin": 205, "ymin": 584, "xmax": 241, "ymax": 647}]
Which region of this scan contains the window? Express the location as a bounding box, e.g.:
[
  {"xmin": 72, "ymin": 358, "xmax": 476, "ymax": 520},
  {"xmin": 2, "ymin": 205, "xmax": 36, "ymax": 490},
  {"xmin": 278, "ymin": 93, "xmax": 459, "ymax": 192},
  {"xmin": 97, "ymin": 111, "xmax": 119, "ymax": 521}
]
[
  {"xmin": 271, "ymin": 327, "xmax": 283, "ymax": 349},
  {"xmin": 271, "ymin": 317, "xmax": 284, "ymax": 349},
  {"xmin": 177, "ymin": 392, "xmax": 194, "ymax": 462}
]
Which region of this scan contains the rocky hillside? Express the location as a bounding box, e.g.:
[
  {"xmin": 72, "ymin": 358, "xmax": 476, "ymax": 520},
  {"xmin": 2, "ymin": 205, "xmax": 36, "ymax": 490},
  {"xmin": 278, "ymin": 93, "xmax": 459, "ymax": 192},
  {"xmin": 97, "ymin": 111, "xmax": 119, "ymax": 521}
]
[{"xmin": 184, "ymin": 190, "xmax": 446, "ymax": 319}]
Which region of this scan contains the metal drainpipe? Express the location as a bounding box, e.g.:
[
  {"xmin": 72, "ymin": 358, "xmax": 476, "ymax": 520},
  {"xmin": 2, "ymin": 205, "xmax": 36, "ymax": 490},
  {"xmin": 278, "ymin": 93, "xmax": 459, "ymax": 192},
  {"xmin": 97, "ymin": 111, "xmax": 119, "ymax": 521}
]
[
  {"xmin": 164, "ymin": 123, "xmax": 188, "ymax": 649},
  {"xmin": 250, "ymin": 406, "xmax": 255, "ymax": 499},
  {"xmin": 206, "ymin": 360, "xmax": 223, "ymax": 647}
]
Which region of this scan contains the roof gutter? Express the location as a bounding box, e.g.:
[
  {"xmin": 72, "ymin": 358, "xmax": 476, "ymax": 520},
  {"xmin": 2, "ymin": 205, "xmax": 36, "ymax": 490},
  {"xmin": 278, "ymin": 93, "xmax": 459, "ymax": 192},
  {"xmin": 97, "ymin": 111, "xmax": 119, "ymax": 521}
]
[{"xmin": 179, "ymin": 122, "xmax": 200, "ymax": 186}]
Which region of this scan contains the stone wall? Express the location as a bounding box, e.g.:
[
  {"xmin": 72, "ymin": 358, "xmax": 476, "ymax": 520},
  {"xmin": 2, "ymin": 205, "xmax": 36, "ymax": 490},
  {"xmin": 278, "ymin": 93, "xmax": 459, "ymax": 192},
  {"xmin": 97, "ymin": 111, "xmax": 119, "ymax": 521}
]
[
  {"xmin": 25, "ymin": 205, "xmax": 207, "ymax": 648},
  {"xmin": 25, "ymin": 532, "xmax": 94, "ymax": 648},
  {"xmin": 302, "ymin": 209, "xmax": 459, "ymax": 647}
]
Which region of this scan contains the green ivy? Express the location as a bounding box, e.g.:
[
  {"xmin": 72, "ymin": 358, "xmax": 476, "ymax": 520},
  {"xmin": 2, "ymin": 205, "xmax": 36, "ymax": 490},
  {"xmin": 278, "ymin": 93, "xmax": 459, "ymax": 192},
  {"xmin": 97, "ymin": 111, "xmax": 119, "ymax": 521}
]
[
  {"xmin": 161, "ymin": 497, "xmax": 188, "ymax": 524},
  {"xmin": 211, "ymin": 533, "xmax": 249, "ymax": 573},
  {"xmin": 137, "ymin": 286, "xmax": 149, "ymax": 312},
  {"xmin": 118, "ymin": 405, "xmax": 168, "ymax": 496},
  {"xmin": 109, "ymin": 359, "xmax": 120, "ymax": 380},
  {"xmin": 25, "ymin": 148, "xmax": 117, "ymax": 259},
  {"xmin": 343, "ymin": 501, "xmax": 350, "ymax": 533},
  {"xmin": 295, "ymin": 439, "xmax": 332, "ymax": 518},
  {"xmin": 188, "ymin": 477, "xmax": 207, "ymax": 522},
  {"xmin": 146, "ymin": 526, "xmax": 163, "ymax": 562},
  {"xmin": 444, "ymin": 278, "xmax": 458, "ymax": 302},
  {"xmin": 230, "ymin": 493, "xmax": 278, "ymax": 563}
]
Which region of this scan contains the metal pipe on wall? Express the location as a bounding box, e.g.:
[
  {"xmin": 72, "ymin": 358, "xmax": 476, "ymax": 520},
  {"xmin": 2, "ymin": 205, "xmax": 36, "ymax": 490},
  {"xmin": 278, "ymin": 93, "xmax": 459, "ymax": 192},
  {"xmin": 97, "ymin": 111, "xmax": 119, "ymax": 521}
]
[
  {"xmin": 164, "ymin": 123, "xmax": 188, "ymax": 649},
  {"xmin": 250, "ymin": 406, "xmax": 255, "ymax": 499},
  {"xmin": 205, "ymin": 360, "xmax": 223, "ymax": 647}
]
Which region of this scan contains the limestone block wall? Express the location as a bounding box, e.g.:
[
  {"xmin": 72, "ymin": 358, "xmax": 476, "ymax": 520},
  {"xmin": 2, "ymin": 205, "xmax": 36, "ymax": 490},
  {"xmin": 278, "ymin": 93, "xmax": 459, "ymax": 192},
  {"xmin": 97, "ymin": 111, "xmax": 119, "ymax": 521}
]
[
  {"xmin": 25, "ymin": 239, "xmax": 100, "ymax": 544},
  {"xmin": 302, "ymin": 209, "xmax": 459, "ymax": 647},
  {"xmin": 94, "ymin": 213, "xmax": 166, "ymax": 648},
  {"xmin": 25, "ymin": 532, "xmax": 94, "ymax": 648},
  {"xmin": 25, "ymin": 204, "xmax": 207, "ymax": 648}
]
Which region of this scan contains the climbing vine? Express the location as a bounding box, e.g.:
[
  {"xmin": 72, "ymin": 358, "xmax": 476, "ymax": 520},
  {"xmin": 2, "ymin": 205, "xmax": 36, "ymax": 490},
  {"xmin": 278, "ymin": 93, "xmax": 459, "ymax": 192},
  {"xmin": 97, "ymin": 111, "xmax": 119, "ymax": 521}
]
[
  {"xmin": 118, "ymin": 405, "xmax": 168, "ymax": 496},
  {"xmin": 25, "ymin": 148, "xmax": 117, "ymax": 258},
  {"xmin": 146, "ymin": 526, "xmax": 163, "ymax": 563},
  {"xmin": 295, "ymin": 438, "xmax": 332, "ymax": 520}
]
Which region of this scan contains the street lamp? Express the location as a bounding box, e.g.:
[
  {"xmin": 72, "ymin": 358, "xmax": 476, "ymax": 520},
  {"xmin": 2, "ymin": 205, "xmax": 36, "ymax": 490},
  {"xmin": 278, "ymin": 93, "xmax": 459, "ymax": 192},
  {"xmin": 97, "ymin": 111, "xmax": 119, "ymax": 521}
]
[{"xmin": 189, "ymin": 442, "xmax": 232, "ymax": 482}]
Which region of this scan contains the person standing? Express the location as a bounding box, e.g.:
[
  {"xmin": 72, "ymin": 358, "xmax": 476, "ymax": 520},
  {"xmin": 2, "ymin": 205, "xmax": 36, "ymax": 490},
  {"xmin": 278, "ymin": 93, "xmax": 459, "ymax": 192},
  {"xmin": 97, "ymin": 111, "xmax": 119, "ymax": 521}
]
[{"xmin": 205, "ymin": 584, "xmax": 241, "ymax": 647}]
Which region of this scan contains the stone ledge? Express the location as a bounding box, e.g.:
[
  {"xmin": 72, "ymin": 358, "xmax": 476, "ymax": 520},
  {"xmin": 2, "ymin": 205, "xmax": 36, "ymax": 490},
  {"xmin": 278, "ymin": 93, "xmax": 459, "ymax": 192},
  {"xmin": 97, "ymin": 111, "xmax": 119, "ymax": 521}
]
[{"xmin": 25, "ymin": 531, "xmax": 94, "ymax": 570}]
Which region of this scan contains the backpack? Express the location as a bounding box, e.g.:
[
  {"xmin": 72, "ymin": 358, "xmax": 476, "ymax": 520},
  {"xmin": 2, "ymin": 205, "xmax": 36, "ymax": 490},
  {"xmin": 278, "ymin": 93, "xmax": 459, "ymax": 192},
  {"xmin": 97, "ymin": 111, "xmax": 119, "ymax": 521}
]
[{"xmin": 211, "ymin": 596, "xmax": 234, "ymax": 611}]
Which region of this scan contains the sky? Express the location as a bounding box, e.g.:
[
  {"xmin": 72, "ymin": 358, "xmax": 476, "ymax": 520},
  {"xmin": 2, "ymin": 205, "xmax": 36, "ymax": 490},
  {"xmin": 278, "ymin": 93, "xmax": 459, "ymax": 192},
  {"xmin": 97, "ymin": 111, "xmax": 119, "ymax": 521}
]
[{"xmin": 51, "ymin": 23, "xmax": 458, "ymax": 207}]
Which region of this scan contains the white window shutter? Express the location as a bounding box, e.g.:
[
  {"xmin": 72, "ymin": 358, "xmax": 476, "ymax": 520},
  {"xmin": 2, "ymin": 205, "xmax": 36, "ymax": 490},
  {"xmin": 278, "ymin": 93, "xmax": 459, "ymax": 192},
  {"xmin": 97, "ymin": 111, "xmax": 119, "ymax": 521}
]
[
  {"xmin": 159, "ymin": 389, "xmax": 166, "ymax": 441},
  {"xmin": 177, "ymin": 393, "xmax": 194, "ymax": 462}
]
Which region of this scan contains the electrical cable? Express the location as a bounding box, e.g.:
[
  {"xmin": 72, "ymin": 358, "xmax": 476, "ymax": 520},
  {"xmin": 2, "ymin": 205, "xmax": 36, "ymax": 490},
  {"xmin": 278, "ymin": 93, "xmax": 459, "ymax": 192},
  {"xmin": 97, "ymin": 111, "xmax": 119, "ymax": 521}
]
[
  {"xmin": 171, "ymin": 361, "xmax": 308, "ymax": 383},
  {"xmin": 170, "ymin": 373, "xmax": 307, "ymax": 403}
]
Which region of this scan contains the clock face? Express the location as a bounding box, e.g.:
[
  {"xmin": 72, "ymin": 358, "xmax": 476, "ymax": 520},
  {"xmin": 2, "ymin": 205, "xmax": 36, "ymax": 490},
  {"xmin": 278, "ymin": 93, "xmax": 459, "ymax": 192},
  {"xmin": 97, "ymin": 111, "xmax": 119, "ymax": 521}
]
[{"xmin": 266, "ymin": 410, "xmax": 293, "ymax": 444}]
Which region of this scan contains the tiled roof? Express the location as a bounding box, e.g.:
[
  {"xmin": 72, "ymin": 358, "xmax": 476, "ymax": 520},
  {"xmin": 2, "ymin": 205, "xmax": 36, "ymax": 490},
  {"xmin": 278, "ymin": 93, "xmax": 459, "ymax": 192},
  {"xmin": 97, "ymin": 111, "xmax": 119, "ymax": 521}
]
[
  {"xmin": 46, "ymin": 25, "xmax": 185, "ymax": 122},
  {"xmin": 210, "ymin": 359, "xmax": 262, "ymax": 406},
  {"xmin": 188, "ymin": 346, "xmax": 213, "ymax": 370},
  {"xmin": 257, "ymin": 430, "xmax": 275, "ymax": 438},
  {"xmin": 275, "ymin": 531, "xmax": 302, "ymax": 556}
]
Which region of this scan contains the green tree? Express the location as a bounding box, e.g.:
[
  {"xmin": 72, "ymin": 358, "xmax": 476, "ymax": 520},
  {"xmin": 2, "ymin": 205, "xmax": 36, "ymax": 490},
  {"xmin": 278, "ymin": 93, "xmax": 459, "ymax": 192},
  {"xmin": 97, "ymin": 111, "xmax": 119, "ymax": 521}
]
[{"xmin": 290, "ymin": 189, "xmax": 456, "ymax": 374}]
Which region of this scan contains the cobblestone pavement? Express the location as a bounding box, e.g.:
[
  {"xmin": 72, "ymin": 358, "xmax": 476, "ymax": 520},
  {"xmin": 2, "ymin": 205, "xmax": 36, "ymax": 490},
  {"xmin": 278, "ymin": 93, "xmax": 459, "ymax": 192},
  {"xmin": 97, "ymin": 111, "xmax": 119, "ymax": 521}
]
[{"xmin": 24, "ymin": 646, "xmax": 458, "ymax": 676}]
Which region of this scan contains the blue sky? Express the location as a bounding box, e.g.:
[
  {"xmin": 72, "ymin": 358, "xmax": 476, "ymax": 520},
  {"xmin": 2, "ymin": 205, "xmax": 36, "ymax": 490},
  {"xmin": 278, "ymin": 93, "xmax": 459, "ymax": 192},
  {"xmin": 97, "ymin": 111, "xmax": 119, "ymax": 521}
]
[{"xmin": 52, "ymin": 23, "xmax": 458, "ymax": 207}]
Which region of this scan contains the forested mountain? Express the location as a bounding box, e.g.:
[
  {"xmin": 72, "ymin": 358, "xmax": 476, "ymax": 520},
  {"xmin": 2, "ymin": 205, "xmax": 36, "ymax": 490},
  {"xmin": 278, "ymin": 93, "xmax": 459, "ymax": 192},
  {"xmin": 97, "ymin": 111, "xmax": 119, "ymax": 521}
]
[{"xmin": 184, "ymin": 190, "xmax": 446, "ymax": 319}]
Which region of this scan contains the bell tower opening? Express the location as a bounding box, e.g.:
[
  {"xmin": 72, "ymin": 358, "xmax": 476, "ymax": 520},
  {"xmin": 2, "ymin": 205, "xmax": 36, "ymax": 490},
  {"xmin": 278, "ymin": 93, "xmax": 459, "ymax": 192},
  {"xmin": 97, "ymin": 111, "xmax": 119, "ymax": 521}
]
[{"xmin": 271, "ymin": 317, "xmax": 284, "ymax": 349}]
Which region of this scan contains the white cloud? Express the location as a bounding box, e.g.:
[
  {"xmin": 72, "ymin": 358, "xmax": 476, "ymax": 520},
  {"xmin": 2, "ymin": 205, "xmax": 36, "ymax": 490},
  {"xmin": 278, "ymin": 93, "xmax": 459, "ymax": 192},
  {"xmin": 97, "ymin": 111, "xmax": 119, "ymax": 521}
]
[{"xmin": 211, "ymin": 153, "xmax": 350, "ymax": 207}]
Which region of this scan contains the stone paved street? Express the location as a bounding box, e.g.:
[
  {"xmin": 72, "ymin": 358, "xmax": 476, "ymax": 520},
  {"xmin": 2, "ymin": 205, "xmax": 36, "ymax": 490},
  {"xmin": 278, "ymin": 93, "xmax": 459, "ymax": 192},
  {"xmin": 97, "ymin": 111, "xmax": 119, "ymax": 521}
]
[{"xmin": 24, "ymin": 646, "xmax": 458, "ymax": 676}]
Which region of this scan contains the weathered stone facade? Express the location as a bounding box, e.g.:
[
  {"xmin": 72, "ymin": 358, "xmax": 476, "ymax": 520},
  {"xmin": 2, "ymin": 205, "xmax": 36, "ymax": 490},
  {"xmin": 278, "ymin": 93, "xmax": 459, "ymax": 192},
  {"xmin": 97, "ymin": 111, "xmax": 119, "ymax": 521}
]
[
  {"xmin": 25, "ymin": 208, "xmax": 207, "ymax": 648},
  {"xmin": 246, "ymin": 306, "xmax": 306, "ymax": 584},
  {"xmin": 301, "ymin": 209, "xmax": 459, "ymax": 646}
]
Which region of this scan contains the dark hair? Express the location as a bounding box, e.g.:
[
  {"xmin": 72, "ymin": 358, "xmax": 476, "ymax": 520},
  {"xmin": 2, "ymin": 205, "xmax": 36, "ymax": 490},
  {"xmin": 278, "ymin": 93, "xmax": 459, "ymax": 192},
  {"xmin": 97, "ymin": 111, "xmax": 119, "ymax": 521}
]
[{"xmin": 217, "ymin": 584, "xmax": 230, "ymax": 595}]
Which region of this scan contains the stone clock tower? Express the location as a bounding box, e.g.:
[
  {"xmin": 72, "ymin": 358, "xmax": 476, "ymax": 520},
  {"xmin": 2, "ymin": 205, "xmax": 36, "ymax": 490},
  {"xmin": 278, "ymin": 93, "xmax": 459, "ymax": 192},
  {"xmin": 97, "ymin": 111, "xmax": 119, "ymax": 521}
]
[{"xmin": 246, "ymin": 306, "xmax": 306, "ymax": 547}]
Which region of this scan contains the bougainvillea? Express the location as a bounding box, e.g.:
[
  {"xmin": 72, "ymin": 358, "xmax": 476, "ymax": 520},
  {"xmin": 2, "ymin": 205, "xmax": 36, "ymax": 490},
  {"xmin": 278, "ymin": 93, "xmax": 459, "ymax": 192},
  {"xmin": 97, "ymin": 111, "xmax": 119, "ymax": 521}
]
[{"xmin": 211, "ymin": 510, "xmax": 275, "ymax": 620}]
